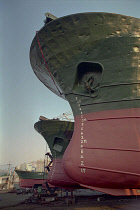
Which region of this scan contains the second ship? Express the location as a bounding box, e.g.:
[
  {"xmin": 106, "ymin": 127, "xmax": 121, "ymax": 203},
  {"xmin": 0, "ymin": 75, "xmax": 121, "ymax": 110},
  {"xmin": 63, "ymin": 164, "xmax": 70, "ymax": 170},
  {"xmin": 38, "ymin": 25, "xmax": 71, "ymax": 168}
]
[{"xmin": 34, "ymin": 116, "xmax": 82, "ymax": 189}]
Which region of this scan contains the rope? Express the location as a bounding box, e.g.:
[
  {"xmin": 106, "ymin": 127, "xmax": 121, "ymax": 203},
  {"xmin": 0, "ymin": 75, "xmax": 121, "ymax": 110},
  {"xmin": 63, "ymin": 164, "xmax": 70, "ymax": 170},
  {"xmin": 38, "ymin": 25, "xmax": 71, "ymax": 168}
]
[{"xmin": 36, "ymin": 31, "xmax": 62, "ymax": 95}]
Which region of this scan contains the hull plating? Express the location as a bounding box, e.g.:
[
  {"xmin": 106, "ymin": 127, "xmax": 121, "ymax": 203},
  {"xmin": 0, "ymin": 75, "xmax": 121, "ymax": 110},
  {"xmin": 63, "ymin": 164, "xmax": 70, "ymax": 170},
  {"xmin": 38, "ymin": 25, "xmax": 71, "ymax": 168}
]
[
  {"xmin": 34, "ymin": 120, "xmax": 74, "ymax": 159},
  {"xmin": 30, "ymin": 12, "xmax": 140, "ymax": 195},
  {"xmin": 15, "ymin": 170, "xmax": 47, "ymax": 188},
  {"xmin": 47, "ymin": 158, "xmax": 80, "ymax": 189},
  {"xmin": 19, "ymin": 178, "xmax": 46, "ymax": 188},
  {"xmin": 34, "ymin": 120, "xmax": 78, "ymax": 189},
  {"xmin": 63, "ymin": 108, "xmax": 140, "ymax": 194}
]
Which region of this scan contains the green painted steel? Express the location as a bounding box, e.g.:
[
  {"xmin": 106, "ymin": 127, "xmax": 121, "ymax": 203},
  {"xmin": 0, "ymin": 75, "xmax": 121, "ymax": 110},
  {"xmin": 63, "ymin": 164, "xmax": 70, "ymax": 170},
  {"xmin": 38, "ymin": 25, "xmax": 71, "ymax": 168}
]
[
  {"xmin": 30, "ymin": 12, "xmax": 140, "ymax": 116},
  {"xmin": 34, "ymin": 120, "xmax": 74, "ymax": 159},
  {"xmin": 15, "ymin": 170, "xmax": 47, "ymax": 180}
]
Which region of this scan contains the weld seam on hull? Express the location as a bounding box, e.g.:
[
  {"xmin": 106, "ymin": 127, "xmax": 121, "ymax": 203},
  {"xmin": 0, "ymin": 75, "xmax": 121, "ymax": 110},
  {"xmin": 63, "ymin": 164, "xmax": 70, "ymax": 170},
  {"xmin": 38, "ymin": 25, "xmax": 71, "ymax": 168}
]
[
  {"xmin": 88, "ymin": 116, "xmax": 140, "ymax": 121},
  {"xmin": 81, "ymin": 98, "xmax": 140, "ymax": 106},
  {"xmin": 48, "ymin": 179, "xmax": 77, "ymax": 183},
  {"xmin": 100, "ymin": 81, "xmax": 140, "ymax": 88},
  {"xmin": 83, "ymin": 147, "xmax": 140, "ymax": 152},
  {"xmin": 20, "ymin": 178, "xmax": 47, "ymax": 180},
  {"xmin": 78, "ymin": 165, "xmax": 140, "ymax": 177}
]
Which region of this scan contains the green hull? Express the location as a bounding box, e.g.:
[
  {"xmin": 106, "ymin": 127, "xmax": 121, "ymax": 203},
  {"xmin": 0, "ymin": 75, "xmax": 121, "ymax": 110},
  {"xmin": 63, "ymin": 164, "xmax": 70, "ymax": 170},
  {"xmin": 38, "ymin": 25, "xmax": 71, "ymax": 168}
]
[
  {"xmin": 15, "ymin": 170, "xmax": 47, "ymax": 179},
  {"xmin": 34, "ymin": 119, "xmax": 74, "ymax": 159},
  {"xmin": 15, "ymin": 170, "xmax": 48, "ymax": 188},
  {"xmin": 30, "ymin": 12, "xmax": 140, "ymax": 116}
]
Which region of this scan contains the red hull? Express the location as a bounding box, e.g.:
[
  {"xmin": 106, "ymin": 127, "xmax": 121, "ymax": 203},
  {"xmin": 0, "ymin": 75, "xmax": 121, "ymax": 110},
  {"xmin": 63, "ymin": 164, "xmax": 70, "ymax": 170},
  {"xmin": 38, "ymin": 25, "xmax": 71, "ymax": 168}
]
[
  {"xmin": 63, "ymin": 108, "xmax": 140, "ymax": 195},
  {"xmin": 47, "ymin": 158, "xmax": 81, "ymax": 189},
  {"xmin": 19, "ymin": 179, "xmax": 46, "ymax": 188}
]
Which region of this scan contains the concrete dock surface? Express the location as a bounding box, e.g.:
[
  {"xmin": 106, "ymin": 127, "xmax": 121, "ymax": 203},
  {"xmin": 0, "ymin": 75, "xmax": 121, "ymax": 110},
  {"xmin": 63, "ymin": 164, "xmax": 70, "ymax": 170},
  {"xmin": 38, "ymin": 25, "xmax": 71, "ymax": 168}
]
[
  {"xmin": 1, "ymin": 190, "xmax": 140, "ymax": 209},
  {"xmin": 0, "ymin": 193, "xmax": 31, "ymax": 209}
]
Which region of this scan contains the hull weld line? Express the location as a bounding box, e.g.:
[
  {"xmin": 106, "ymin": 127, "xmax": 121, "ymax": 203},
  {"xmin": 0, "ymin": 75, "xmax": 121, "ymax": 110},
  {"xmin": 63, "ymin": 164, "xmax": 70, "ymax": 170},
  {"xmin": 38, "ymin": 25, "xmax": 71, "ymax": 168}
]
[
  {"xmin": 78, "ymin": 165, "xmax": 140, "ymax": 177},
  {"xmin": 100, "ymin": 82, "xmax": 140, "ymax": 88},
  {"xmin": 83, "ymin": 147, "xmax": 140, "ymax": 152},
  {"xmin": 88, "ymin": 116, "xmax": 140, "ymax": 121},
  {"xmin": 81, "ymin": 98, "xmax": 140, "ymax": 106},
  {"xmin": 36, "ymin": 31, "xmax": 63, "ymax": 96}
]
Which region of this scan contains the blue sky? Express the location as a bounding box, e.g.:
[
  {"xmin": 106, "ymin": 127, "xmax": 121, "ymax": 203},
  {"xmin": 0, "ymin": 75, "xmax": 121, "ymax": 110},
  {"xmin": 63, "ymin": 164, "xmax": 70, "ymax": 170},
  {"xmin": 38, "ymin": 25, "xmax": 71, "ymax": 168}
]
[{"xmin": 1, "ymin": 0, "xmax": 140, "ymax": 169}]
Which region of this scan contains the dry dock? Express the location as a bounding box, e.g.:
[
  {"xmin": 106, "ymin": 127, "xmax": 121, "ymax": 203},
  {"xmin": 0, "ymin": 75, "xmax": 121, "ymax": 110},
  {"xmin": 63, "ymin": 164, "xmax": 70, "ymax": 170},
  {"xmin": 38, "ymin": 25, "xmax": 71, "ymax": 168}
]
[
  {"xmin": 1, "ymin": 191, "xmax": 140, "ymax": 210},
  {"xmin": 0, "ymin": 192, "xmax": 31, "ymax": 209}
]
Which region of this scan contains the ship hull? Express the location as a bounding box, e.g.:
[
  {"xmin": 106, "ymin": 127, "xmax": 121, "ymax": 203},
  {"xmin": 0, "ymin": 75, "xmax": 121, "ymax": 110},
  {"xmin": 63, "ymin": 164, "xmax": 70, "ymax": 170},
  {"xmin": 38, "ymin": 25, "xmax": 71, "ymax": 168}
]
[
  {"xmin": 47, "ymin": 158, "xmax": 81, "ymax": 189},
  {"xmin": 34, "ymin": 120, "xmax": 74, "ymax": 159},
  {"xmin": 63, "ymin": 107, "xmax": 140, "ymax": 195},
  {"xmin": 30, "ymin": 12, "xmax": 140, "ymax": 195},
  {"xmin": 19, "ymin": 178, "xmax": 46, "ymax": 188},
  {"xmin": 15, "ymin": 170, "xmax": 47, "ymax": 188},
  {"xmin": 34, "ymin": 120, "xmax": 80, "ymax": 188}
]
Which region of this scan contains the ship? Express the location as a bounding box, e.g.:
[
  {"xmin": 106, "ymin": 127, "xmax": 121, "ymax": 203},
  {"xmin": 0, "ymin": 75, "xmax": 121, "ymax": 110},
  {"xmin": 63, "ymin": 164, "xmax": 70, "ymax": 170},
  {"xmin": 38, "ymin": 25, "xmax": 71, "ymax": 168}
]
[
  {"xmin": 34, "ymin": 118, "xmax": 81, "ymax": 189},
  {"xmin": 15, "ymin": 169, "xmax": 47, "ymax": 188},
  {"xmin": 30, "ymin": 12, "xmax": 140, "ymax": 196}
]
